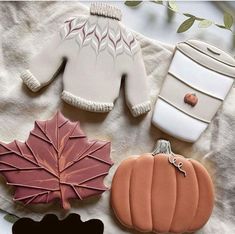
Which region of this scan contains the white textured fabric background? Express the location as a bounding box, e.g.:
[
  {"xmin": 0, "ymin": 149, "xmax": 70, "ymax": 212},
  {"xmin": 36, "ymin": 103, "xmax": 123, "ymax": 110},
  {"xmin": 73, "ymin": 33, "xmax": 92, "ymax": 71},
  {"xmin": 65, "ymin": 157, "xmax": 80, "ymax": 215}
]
[{"xmin": 0, "ymin": 2, "xmax": 235, "ymax": 234}]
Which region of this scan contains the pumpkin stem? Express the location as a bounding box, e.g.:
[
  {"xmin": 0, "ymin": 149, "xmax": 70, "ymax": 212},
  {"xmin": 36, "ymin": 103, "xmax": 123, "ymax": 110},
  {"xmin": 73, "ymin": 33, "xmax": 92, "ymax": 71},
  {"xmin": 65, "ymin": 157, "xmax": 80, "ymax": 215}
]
[{"xmin": 152, "ymin": 139, "xmax": 173, "ymax": 156}]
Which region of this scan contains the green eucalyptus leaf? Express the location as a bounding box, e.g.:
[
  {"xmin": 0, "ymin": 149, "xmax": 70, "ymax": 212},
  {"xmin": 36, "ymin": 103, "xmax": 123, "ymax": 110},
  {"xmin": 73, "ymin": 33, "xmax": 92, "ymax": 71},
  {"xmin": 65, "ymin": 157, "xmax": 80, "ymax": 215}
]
[
  {"xmin": 167, "ymin": 6, "xmax": 175, "ymax": 23},
  {"xmin": 198, "ymin": 19, "xmax": 213, "ymax": 28},
  {"xmin": 183, "ymin": 13, "xmax": 194, "ymax": 18},
  {"xmin": 215, "ymin": 24, "xmax": 226, "ymax": 29},
  {"xmin": 195, "ymin": 17, "xmax": 205, "ymax": 21},
  {"xmin": 168, "ymin": 0, "xmax": 178, "ymax": 12},
  {"xmin": 152, "ymin": 0, "xmax": 163, "ymax": 4},
  {"xmin": 177, "ymin": 17, "xmax": 196, "ymax": 33},
  {"xmin": 224, "ymin": 12, "xmax": 233, "ymax": 29},
  {"xmin": 124, "ymin": 1, "xmax": 142, "ymax": 7},
  {"xmin": 4, "ymin": 214, "xmax": 19, "ymax": 223}
]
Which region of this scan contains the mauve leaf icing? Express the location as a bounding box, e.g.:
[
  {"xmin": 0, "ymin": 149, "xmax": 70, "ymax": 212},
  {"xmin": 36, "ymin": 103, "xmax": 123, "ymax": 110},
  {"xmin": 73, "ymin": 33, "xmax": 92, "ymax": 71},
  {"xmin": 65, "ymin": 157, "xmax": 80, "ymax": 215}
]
[{"xmin": 0, "ymin": 111, "xmax": 113, "ymax": 210}]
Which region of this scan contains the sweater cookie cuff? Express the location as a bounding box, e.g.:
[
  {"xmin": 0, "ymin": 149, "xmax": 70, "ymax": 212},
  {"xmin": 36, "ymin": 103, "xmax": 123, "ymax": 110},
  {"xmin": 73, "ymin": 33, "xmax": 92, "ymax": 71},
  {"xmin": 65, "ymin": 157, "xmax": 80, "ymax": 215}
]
[
  {"xmin": 131, "ymin": 101, "xmax": 151, "ymax": 117},
  {"xmin": 90, "ymin": 3, "xmax": 122, "ymax": 21},
  {"xmin": 61, "ymin": 91, "xmax": 114, "ymax": 113},
  {"xmin": 21, "ymin": 70, "xmax": 41, "ymax": 92}
]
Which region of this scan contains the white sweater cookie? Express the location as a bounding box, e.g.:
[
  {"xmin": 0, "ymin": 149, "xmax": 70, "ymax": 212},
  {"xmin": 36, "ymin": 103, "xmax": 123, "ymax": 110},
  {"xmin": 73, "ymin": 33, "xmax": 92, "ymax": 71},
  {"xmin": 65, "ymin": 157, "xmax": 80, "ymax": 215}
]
[{"xmin": 21, "ymin": 3, "xmax": 151, "ymax": 117}]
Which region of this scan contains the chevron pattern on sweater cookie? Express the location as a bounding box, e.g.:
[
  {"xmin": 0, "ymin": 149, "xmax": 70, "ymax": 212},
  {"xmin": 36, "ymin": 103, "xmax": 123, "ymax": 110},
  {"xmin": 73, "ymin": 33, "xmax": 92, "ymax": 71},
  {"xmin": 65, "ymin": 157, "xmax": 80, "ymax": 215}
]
[{"xmin": 60, "ymin": 17, "xmax": 139, "ymax": 58}]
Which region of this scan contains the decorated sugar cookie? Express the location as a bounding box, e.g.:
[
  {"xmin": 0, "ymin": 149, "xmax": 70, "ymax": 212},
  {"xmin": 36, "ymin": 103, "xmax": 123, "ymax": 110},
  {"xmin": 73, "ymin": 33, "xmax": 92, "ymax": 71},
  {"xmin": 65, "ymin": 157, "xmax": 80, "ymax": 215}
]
[
  {"xmin": 111, "ymin": 140, "xmax": 214, "ymax": 233},
  {"xmin": 21, "ymin": 3, "xmax": 150, "ymax": 117},
  {"xmin": 12, "ymin": 213, "xmax": 104, "ymax": 234},
  {"xmin": 152, "ymin": 40, "xmax": 235, "ymax": 142},
  {"xmin": 0, "ymin": 112, "xmax": 113, "ymax": 209}
]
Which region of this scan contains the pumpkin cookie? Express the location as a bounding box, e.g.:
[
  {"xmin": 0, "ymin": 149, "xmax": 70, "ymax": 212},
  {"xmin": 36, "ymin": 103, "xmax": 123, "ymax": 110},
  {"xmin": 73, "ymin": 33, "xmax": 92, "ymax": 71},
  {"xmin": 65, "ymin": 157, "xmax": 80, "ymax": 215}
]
[{"xmin": 111, "ymin": 140, "xmax": 214, "ymax": 233}]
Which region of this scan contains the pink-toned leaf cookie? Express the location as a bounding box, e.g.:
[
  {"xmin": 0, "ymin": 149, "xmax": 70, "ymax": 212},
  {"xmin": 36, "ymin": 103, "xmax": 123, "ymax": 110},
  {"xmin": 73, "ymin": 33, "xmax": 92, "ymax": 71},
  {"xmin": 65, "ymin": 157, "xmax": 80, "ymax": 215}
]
[{"xmin": 0, "ymin": 111, "xmax": 113, "ymax": 210}]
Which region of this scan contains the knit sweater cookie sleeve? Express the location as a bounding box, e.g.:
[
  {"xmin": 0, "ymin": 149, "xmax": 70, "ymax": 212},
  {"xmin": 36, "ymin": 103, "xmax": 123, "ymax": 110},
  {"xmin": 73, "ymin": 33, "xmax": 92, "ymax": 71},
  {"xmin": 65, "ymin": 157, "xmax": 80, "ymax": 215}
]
[
  {"xmin": 125, "ymin": 45, "xmax": 151, "ymax": 117},
  {"xmin": 20, "ymin": 22, "xmax": 68, "ymax": 92}
]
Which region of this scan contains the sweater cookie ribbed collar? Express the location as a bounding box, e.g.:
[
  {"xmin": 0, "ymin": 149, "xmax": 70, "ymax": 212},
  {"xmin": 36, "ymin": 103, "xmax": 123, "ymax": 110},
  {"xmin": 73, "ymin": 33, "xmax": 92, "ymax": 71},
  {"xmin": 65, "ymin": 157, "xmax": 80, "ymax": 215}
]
[{"xmin": 90, "ymin": 3, "xmax": 122, "ymax": 21}]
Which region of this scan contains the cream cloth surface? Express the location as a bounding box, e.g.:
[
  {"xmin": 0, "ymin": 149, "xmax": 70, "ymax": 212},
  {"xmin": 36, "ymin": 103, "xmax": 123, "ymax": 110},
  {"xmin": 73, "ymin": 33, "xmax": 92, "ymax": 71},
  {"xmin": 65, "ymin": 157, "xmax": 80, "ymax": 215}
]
[{"xmin": 0, "ymin": 2, "xmax": 235, "ymax": 234}]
